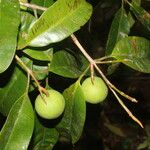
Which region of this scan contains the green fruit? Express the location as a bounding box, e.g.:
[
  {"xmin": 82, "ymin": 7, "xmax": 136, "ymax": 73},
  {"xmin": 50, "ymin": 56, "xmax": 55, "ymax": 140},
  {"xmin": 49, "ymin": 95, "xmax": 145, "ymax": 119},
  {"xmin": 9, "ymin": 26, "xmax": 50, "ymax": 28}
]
[
  {"xmin": 81, "ymin": 77, "xmax": 108, "ymax": 104},
  {"xmin": 35, "ymin": 89, "xmax": 65, "ymax": 119}
]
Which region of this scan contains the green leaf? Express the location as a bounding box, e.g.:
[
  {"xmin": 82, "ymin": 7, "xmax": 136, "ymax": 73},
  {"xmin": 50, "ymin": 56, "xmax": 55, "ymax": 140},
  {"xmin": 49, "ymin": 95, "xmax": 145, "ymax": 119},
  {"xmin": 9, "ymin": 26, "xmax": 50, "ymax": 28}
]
[
  {"xmin": 18, "ymin": 12, "xmax": 37, "ymax": 49},
  {"xmin": 32, "ymin": 114, "xmax": 59, "ymax": 150},
  {"xmin": 0, "ymin": 93, "xmax": 34, "ymax": 150},
  {"xmin": 0, "ymin": 0, "xmax": 20, "ymax": 73},
  {"xmin": 106, "ymin": 6, "xmax": 129, "ymax": 48},
  {"xmin": 111, "ymin": 36, "xmax": 150, "ymax": 73},
  {"xmin": 106, "ymin": 7, "xmax": 130, "ymax": 55},
  {"xmin": 127, "ymin": 12, "xmax": 135, "ymax": 29},
  {"xmin": 57, "ymin": 81, "xmax": 86, "ymax": 144},
  {"xmin": 49, "ymin": 50, "xmax": 84, "ymax": 78},
  {"xmin": 0, "ymin": 58, "xmax": 31, "ymax": 116},
  {"xmin": 131, "ymin": 0, "xmax": 141, "ymax": 6},
  {"xmin": 130, "ymin": 3, "xmax": 150, "ymax": 31},
  {"xmin": 24, "ymin": 48, "xmax": 53, "ymax": 61},
  {"xmin": 26, "ymin": 0, "xmax": 93, "ymax": 47},
  {"xmin": 31, "ymin": 0, "xmax": 55, "ymax": 7},
  {"xmin": 32, "ymin": 64, "xmax": 48, "ymax": 80}
]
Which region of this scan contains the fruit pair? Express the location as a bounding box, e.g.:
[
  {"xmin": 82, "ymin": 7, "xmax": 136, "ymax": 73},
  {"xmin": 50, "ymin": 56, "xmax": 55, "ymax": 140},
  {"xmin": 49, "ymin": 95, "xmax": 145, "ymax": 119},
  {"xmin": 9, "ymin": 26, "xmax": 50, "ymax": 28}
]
[{"xmin": 35, "ymin": 77, "xmax": 108, "ymax": 119}]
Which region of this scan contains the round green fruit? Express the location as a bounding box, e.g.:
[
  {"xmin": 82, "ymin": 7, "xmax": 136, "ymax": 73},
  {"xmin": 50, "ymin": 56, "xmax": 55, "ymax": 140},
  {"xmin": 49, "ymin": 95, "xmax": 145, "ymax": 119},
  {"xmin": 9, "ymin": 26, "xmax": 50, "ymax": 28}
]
[
  {"xmin": 81, "ymin": 77, "xmax": 108, "ymax": 104},
  {"xmin": 35, "ymin": 89, "xmax": 65, "ymax": 119}
]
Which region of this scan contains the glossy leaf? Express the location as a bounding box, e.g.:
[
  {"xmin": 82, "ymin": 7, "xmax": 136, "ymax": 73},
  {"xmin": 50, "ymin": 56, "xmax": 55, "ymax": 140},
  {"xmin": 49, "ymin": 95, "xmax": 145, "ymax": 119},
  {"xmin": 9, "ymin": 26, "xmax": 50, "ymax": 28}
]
[
  {"xmin": 32, "ymin": 64, "xmax": 48, "ymax": 80},
  {"xmin": 106, "ymin": 7, "xmax": 130, "ymax": 55},
  {"xmin": 111, "ymin": 36, "xmax": 150, "ymax": 73},
  {"xmin": 49, "ymin": 50, "xmax": 84, "ymax": 78},
  {"xmin": 130, "ymin": 3, "xmax": 150, "ymax": 31},
  {"xmin": 127, "ymin": 12, "xmax": 135, "ymax": 29},
  {"xmin": 31, "ymin": 0, "xmax": 55, "ymax": 7},
  {"xmin": 32, "ymin": 115, "xmax": 59, "ymax": 150},
  {"xmin": 0, "ymin": 93, "xmax": 34, "ymax": 150},
  {"xmin": 26, "ymin": 0, "xmax": 93, "ymax": 47},
  {"xmin": 131, "ymin": 0, "xmax": 141, "ymax": 5},
  {"xmin": 0, "ymin": 0, "xmax": 20, "ymax": 73},
  {"xmin": 57, "ymin": 81, "xmax": 86, "ymax": 144},
  {"xmin": 0, "ymin": 58, "xmax": 31, "ymax": 116},
  {"xmin": 24, "ymin": 48, "xmax": 53, "ymax": 61},
  {"xmin": 18, "ymin": 12, "xmax": 37, "ymax": 49}
]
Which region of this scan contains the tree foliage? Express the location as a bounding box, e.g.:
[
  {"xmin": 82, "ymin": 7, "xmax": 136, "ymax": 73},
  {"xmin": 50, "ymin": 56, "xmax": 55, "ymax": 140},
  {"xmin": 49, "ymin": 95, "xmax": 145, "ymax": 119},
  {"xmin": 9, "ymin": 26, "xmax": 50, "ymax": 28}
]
[{"xmin": 0, "ymin": 0, "xmax": 150, "ymax": 149}]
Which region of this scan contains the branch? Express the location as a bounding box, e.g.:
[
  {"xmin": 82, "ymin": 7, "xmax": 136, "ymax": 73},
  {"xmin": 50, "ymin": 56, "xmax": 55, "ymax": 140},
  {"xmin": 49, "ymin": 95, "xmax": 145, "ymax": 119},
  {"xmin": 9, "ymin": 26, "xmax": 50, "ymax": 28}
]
[
  {"xmin": 19, "ymin": 1, "xmax": 142, "ymax": 127},
  {"xmin": 15, "ymin": 55, "xmax": 48, "ymax": 96},
  {"xmin": 71, "ymin": 34, "xmax": 137, "ymax": 103},
  {"xmin": 110, "ymin": 87, "xmax": 143, "ymax": 128},
  {"xmin": 19, "ymin": 2, "xmax": 47, "ymax": 11},
  {"xmin": 95, "ymin": 59, "xmax": 129, "ymax": 64},
  {"xmin": 71, "ymin": 34, "xmax": 143, "ymax": 128}
]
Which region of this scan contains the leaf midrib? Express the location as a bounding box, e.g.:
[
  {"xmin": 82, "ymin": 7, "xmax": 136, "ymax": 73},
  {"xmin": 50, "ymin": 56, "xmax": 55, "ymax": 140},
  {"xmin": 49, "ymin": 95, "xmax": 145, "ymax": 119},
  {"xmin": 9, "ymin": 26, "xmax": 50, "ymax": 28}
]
[
  {"xmin": 3, "ymin": 94, "xmax": 27, "ymax": 149},
  {"xmin": 27, "ymin": 1, "xmax": 87, "ymax": 44}
]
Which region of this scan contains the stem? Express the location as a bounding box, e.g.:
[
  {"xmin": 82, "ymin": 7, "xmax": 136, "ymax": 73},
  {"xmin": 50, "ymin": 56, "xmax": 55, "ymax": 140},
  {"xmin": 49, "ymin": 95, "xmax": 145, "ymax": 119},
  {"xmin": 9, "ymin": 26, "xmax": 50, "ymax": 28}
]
[
  {"xmin": 95, "ymin": 59, "xmax": 129, "ymax": 64},
  {"xmin": 33, "ymin": 9, "xmax": 38, "ymax": 19},
  {"xmin": 95, "ymin": 54, "xmax": 130, "ymax": 62},
  {"xmin": 71, "ymin": 35, "xmax": 95, "ymax": 64},
  {"xmin": 110, "ymin": 87, "xmax": 143, "ymax": 128},
  {"xmin": 90, "ymin": 63, "xmax": 94, "ymax": 84},
  {"xmin": 15, "ymin": 55, "xmax": 48, "ymax": 96},
  {"xmin": 71, "ymin": 35, "xmax": 137, "ymax": 102},
  {"xmin": 19, "ymin": 2, "xmax": 47, "ymax": 11},
  {"xmin": 95, "ymin": 55, "xmax": 113, "ymax": 61},
  {"xmin": 78, "ymin": 66, "xmax": 90, "ymax": 82},
  {"xmin": 71, "ymin": 34, "xmax": 143, "ymax": 127},
  {"xmin": 125, "ymin": 0, "xmax": 132, "ymax": 6},
  {"xmin": 94, "ymin": 63, "xmax": 137, "ymax": 103}
]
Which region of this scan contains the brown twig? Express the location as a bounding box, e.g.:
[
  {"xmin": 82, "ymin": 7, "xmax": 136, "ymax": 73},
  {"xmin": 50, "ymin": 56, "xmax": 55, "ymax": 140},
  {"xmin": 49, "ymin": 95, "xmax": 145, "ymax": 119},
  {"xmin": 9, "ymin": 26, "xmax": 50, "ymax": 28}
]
[
  {"xmin": 90, "ymin": 63, "xmax": 94, "ymax": 84},
  {"xmin": 71, "ymin": 34, "xmax": 143, "ymax": 127},
  {"xmin": 95, "ymin": 59, "xmax": 130, "ymax": 64},
  {"xmin": 71, "ymin": 34, "xmax": 137, "ymax": 103},
  {"xmin": 19, "ymin": 2, "xmax": 47, "ymax": 11},
  {"xmin": 15, "ymin": 55, "xmax": 48, "ymax": 96},
  {"xmin": 110, "ymin": 87, "xmax": 143, "ymax": 128}
]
